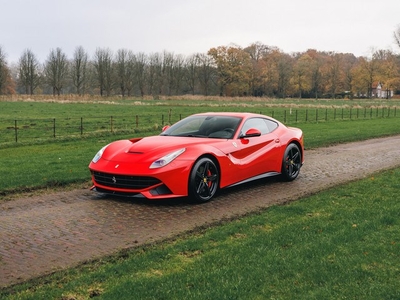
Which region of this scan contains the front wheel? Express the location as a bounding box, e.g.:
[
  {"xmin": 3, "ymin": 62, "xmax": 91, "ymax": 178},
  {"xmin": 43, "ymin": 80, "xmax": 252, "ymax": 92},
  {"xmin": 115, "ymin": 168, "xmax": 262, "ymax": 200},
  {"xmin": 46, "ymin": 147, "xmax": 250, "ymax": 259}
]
[
  {"xmin": 189, "ymin": 157, "xmax": 219, "ymax": 203},
  {"xmin": 281, "ymin": 143, "xmax": 302, "ymax": 181}
]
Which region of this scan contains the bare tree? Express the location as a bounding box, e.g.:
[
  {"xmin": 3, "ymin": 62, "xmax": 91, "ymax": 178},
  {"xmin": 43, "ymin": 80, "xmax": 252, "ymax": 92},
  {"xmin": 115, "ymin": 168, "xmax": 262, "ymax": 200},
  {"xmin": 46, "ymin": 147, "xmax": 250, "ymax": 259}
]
[
  {"xmin": 148, "ymin": 52, "xmax": 163, "ymax": 99},
  {"xmin": 197, "ymin": 53, "xmax": 215, "ymax": 96},
  {"xmin": 160, "ymin": 51, "xmax": 185, "ymax": 96},
  {"xmin": 93, "ymin": 48, "xmax": 114, "ymax": 96},
  {"xmin": 183, "ymin": 54, "xmax": 199, "ymax": 95},
  {"xmin": 125, "ymin": 51, "xmax": 136, "ymax": 97},
  {"xmin": 115, "ymin": 49, "xmax": 136, "ymax": 97},
  {"xmin": 135, "ymin": 52, "xmax": 147, "ymax": 97},
  {"xmin": 70, "ymin": 46, "xmax": 88, "ymax": 95},
  {"xmin": 44, "ymin": 48, "xmax": 68, "ymax": 96},
  {"xmin": 163, "ymin": 51, "xmax": 175, "ymax": 96},
  {"xmin": 172, "ymin": 54, "xmax": 185, "ymax": 95},
  {"xmin": 394, "ymin": 25, "xmax": 400, "ymax": 49},
  {"xmin": 18, "ymin": 49, "xmax": 41, "ymax": 95}
]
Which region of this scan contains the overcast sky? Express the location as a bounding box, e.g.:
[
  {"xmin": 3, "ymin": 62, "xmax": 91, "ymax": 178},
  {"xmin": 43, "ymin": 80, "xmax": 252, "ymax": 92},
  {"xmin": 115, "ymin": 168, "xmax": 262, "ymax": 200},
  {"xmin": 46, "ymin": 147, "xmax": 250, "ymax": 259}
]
[{"xmin": 1, "ymin": 0, "xmax": 400, "ymax": 64}]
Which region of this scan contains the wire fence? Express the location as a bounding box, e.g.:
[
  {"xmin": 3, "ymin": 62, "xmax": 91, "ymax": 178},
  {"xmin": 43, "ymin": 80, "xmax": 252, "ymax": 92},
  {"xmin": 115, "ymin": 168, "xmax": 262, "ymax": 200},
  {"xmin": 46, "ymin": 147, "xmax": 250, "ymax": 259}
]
[
  {"xmin": 1, "ymin": 107, "xmax": 398, "ymax": 145},
  {"xmin": 1, "ymin": 113, "xmax": 183, "ymax": 144}
]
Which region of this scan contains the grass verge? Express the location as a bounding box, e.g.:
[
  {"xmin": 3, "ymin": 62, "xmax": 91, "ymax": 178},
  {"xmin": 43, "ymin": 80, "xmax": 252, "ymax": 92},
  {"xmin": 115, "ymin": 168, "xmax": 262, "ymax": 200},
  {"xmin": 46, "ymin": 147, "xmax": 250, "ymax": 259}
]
[{"xmin": 1, "ymin": 168, "xmax": 399, "ymax": 299}]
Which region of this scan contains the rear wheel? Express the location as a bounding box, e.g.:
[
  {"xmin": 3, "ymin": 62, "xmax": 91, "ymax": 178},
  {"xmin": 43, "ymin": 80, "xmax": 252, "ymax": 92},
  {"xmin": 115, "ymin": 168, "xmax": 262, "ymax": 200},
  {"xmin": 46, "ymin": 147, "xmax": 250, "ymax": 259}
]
[
  {"xmin": 281, "ymin": 143, "xmax": 301, "ymax": 181},
  {"xmin": 189, "ymin": 157, "xmax": 219, "ymax": 203}
]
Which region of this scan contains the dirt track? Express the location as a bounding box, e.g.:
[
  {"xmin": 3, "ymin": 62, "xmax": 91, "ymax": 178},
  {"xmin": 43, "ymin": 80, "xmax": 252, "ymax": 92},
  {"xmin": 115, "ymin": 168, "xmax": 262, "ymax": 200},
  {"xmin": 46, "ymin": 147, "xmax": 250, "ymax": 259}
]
[{"xmin": 1, "ymin": 135, "xmax": 400, "ymax": 288}]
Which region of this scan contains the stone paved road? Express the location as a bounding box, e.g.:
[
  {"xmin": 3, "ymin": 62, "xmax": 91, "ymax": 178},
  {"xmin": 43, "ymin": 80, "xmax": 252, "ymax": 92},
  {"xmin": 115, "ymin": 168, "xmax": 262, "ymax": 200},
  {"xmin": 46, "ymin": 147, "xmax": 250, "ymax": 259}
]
[{"xmin": 1, "ymin": 135, "xmax": 400, "ymax": 288}]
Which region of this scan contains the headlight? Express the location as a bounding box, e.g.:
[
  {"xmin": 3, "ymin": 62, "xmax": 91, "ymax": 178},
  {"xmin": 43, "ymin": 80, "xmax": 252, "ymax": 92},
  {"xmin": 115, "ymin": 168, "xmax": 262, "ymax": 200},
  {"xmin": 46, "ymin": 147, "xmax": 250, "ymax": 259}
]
[
  {"xmin": 150, "ymin": 148, "xmax": 185, "ymax": 169},
  {"xmin": 92, "ymin": 145, "xmax": 107, "ymax": 163}
]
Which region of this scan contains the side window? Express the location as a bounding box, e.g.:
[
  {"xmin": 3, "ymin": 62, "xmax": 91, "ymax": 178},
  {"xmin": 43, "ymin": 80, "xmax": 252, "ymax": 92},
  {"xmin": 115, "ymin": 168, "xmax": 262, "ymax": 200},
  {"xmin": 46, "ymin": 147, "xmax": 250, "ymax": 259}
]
[
  {"xmin": 240, "ymin": 118, "xmax": 269, "ymax": 136},
  {"xmin": 264, "ymin": 119, "xmax": 278, "ymax": 132}
]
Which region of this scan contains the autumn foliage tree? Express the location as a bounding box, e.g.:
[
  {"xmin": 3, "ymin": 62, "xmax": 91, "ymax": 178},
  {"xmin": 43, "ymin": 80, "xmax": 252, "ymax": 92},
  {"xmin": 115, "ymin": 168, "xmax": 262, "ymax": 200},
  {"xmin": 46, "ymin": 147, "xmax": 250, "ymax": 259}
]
[
  {"xmin": 208, "ymin": 45, "xmax": 252, "ymax": 96},
  {"xmin": 374, "ymin": 50, "xmax": 400, "ymax": 97},
  {"xmin": 272, "ymin": 50, "xmax": 294, "ymax": 98},
  {"xmin": 0, "ymin": 46, "xmax": 6, "ymax": 93},
  {"xmin": 2, "ymin": 39, "xmax": 400, "ymax": 98},
  {"xmin": 0, "ymin": 46, "xmax": 15, "ymax": 94},
  {"xmin": 292, "ymin": 53, "xmax": 312, "ymax": 98},
  {"xmin": 244, "ymin": 42, "xmax": 270, "ymax": 96}
]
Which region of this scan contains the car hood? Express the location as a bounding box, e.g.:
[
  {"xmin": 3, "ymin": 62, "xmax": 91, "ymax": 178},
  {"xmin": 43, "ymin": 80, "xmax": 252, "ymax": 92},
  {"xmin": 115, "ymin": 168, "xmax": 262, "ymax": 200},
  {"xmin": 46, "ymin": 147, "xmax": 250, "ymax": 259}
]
[{"xmin": 101, "ymin": 135, "xmax": 226, "ymax": 163}]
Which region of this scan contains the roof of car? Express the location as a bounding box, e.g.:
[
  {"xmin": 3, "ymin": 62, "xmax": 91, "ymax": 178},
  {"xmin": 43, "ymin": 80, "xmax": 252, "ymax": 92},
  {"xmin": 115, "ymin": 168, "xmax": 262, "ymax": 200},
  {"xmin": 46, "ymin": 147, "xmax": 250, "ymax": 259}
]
[{"xmin": 194, "ymin": 112, "xmax": 267, "ymax": 118}]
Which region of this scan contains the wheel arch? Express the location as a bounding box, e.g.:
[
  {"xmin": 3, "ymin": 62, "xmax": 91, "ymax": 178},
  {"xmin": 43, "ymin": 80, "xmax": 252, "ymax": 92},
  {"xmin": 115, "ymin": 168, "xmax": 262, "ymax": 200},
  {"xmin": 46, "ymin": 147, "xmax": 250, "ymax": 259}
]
[
  {"xmin": 187, "ymin": 153, "xmax": 222, "ymax": 203},
  {"xmin": 281, "ymin": 140, "xmax": 303, "ymax": 181},
  {"xmin": 287, "ymin": 139, "xmax": 304, "ymax": 162},
  {"xmin": 189, "ymin": 153, "xmax": 222, "ymax": 188}
]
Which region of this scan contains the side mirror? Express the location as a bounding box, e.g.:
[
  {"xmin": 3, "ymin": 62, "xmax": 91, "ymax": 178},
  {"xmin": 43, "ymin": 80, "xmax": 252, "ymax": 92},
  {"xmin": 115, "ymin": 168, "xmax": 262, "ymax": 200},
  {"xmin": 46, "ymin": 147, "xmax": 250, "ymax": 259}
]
[
  {"xmin": 241, "ymin": 128, "xmax": 261, "ymax": 138},
  {"xmin": 162, "ymin": 125, "xmax": 170, "ymax": 132}
]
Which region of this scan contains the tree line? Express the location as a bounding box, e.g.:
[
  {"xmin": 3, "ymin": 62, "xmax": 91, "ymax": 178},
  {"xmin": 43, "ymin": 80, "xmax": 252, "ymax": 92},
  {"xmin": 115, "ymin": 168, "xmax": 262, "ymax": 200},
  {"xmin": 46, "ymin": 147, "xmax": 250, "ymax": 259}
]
[{"xmin": 1, "ymin": 26, "xmax": 400, "ymax": 99}]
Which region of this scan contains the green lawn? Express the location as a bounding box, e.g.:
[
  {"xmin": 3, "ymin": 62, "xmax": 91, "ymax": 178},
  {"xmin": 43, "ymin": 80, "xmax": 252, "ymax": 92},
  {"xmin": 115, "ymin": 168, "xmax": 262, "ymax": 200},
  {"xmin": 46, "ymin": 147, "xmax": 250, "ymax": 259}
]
[
  {"xmin": 1, "ymin": 98, "xmax": 400, "ymax": 298},
  {"xmin": 2, "ymin": 167, "xmax": 399, "ymax": 299},
  {"xmin": 1, "ymin": 98, "xmax": 399, "ymax": 146}
]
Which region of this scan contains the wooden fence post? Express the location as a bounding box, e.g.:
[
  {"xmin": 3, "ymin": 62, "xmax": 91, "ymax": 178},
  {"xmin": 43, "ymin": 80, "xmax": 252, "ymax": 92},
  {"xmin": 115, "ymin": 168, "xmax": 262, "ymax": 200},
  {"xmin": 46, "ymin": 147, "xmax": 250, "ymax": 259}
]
[{"xmin": 15, "ymin": 120, "xmax": 18, "ymax": 142}]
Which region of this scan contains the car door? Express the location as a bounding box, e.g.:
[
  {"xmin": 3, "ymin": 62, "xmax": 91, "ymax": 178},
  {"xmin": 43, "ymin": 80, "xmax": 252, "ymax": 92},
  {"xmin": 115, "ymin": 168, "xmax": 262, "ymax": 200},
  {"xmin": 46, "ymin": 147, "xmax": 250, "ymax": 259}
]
[{"xmin": 230, "ymin": 117, "xmax": 282, "ymax": 181}]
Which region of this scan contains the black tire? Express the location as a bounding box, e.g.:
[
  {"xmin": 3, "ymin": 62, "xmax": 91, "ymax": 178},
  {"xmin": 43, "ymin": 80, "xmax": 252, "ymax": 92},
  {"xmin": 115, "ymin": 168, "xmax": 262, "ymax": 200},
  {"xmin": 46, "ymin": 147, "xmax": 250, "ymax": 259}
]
[
  {"xmin": 281, "ymin": 143, "xmax": 302, "ymax": 181},
  {"xmin": 189, "ymin": 157, "xmax": 219, "ymax": 203}
]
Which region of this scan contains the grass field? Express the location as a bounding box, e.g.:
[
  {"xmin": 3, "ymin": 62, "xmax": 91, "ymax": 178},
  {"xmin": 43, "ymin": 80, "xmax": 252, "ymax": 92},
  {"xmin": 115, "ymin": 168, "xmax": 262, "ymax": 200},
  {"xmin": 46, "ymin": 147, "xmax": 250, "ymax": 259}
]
[
  {"xmin": 1, "ymin": 97, "xmax": 400, "ymax": 298},
  {"xmin": 1, "ymin": 167, "xmax": 399, "ymax": 299},
  {"xmin": 1, "ymin": 97, "xmax": 399, "ymax": 146}
]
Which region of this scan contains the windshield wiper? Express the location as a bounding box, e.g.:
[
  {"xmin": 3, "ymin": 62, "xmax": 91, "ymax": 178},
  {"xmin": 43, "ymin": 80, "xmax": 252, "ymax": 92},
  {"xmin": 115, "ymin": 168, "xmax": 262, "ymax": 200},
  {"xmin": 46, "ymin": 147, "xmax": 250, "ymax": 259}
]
[{"xmin": 186, "ymin": 134, "xmax": 205, "ymax": 137}]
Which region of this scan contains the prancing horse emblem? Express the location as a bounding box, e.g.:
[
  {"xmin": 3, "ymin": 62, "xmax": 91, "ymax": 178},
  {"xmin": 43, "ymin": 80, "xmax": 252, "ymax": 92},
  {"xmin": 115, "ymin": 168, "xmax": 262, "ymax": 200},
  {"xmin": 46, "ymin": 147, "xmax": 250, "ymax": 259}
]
[{"xmin": 112, "ymin": 176, "xmax": 117, "ymax": 184}]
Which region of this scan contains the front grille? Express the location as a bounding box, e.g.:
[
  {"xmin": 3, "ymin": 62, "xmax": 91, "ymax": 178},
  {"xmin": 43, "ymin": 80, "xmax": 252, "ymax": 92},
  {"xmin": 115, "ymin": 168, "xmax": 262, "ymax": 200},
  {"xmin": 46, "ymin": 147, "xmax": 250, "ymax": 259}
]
[{"xmin": 92, "ymin": 171, "xmax": 161, "ymax": 190}]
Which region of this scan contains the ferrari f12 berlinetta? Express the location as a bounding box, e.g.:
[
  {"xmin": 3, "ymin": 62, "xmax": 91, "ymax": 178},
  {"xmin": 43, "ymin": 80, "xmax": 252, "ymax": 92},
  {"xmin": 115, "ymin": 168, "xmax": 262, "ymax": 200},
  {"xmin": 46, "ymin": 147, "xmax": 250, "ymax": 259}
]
[{"xmin": 89, "ymin": 112, "xmax": 304, "ymax": 202}]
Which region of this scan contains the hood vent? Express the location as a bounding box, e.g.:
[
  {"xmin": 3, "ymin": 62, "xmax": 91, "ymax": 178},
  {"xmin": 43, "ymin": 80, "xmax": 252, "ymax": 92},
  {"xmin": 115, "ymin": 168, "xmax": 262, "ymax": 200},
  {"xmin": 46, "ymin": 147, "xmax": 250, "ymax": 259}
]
[{"xmin": 127, "ymin": 150, "xmax": 144, "ymax": 154}]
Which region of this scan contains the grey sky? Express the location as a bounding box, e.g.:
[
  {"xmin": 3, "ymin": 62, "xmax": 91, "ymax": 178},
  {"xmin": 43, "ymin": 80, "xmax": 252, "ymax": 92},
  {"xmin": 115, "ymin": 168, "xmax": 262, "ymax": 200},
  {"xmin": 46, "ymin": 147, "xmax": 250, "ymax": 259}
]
[{"xmin": 1, "ymin": 0, "xmax": 399, "ymax": 63}]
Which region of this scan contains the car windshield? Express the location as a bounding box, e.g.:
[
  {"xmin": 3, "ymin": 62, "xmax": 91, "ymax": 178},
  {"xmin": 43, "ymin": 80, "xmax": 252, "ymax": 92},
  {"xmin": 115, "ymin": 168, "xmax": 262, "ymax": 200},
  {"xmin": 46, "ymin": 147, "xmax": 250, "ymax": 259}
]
[{"xmin": 160, "ymin": 115, "xmax": 242, "ymax": 139}]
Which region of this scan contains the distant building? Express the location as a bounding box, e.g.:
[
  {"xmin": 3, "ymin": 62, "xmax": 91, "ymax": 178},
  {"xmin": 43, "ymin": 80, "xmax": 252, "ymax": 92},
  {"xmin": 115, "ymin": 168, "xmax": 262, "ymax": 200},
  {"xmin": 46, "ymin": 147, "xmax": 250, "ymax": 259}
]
[{"xmin": 371, "ymin": 82, "xmax": 394, "ymax": 99}]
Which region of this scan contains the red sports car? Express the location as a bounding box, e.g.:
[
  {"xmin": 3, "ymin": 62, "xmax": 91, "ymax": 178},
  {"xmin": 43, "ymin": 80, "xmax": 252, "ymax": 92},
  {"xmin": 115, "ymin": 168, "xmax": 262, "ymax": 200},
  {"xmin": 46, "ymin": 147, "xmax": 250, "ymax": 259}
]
[{"xmin": 89, "ymin": 112, "xmax": 304, "ymax": 202}]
